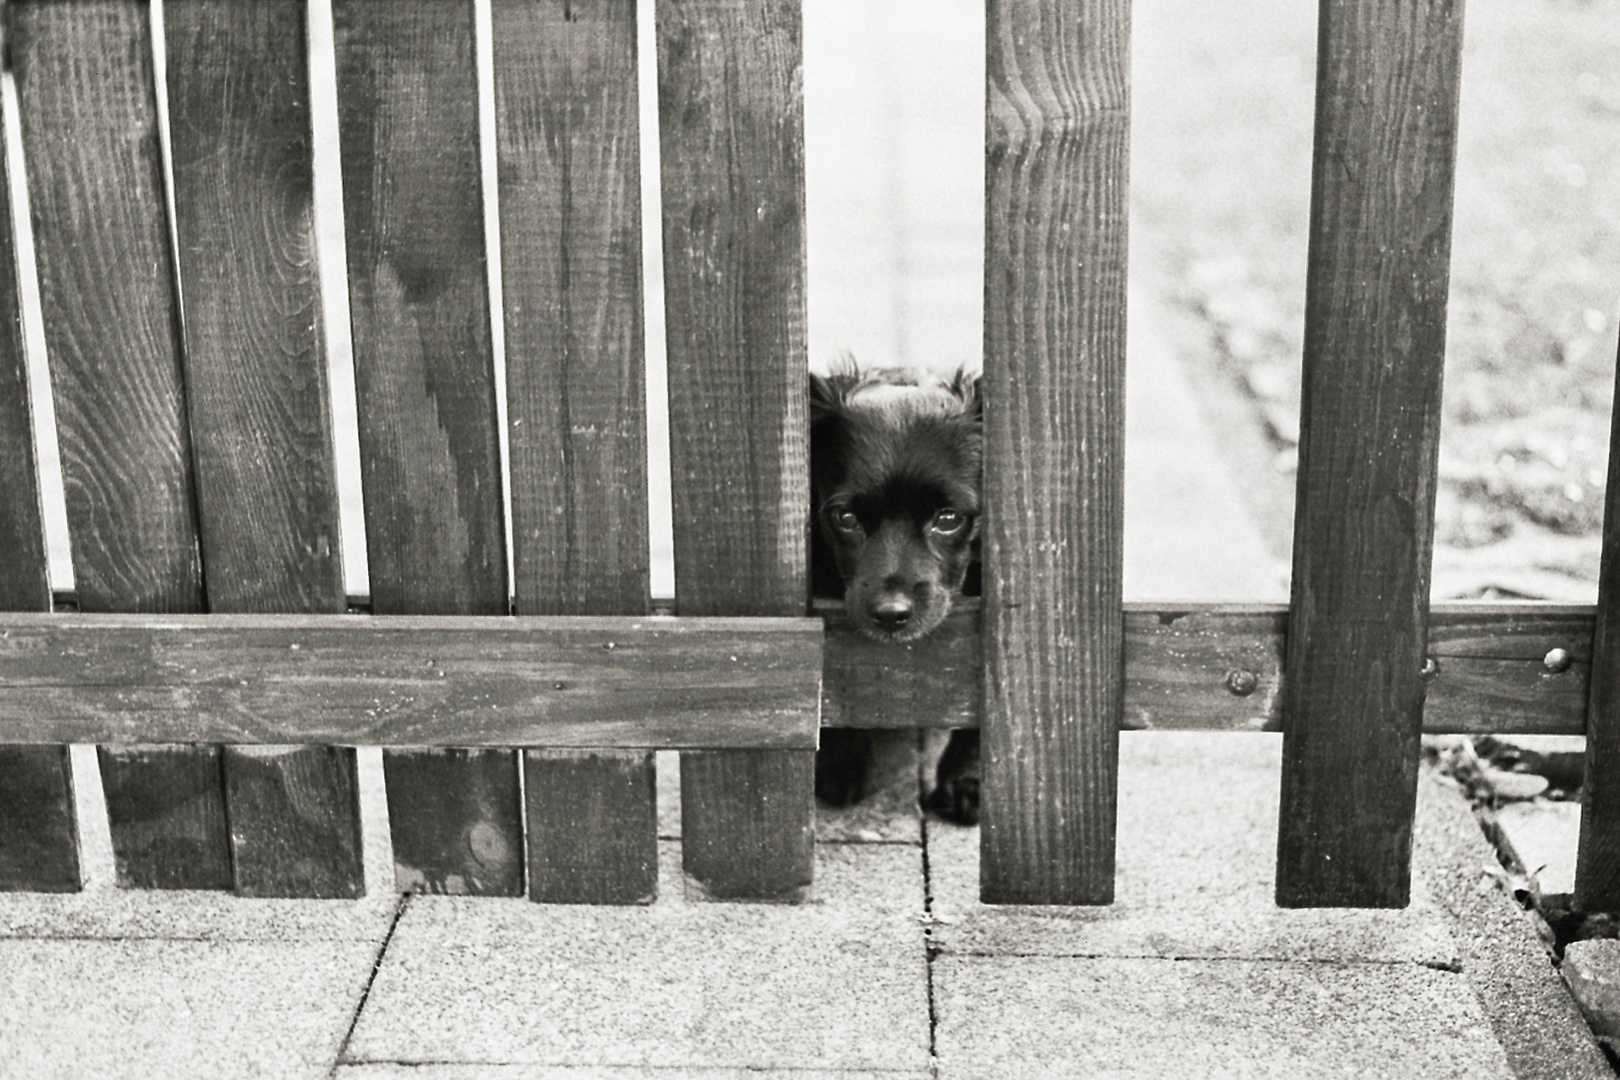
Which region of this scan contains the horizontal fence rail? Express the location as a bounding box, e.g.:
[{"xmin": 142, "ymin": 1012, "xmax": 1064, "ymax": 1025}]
[
  {"xmin": 0, "ymin": 614, "xmax": 823, "ymax": 748},
  {"xmin": 0, "ymin": 602, "xmax": 1591, "ymax": 745}
]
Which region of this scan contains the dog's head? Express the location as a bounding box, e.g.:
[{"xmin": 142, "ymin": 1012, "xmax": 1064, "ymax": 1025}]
[{"xmin": 810, "ymin": 363, "xmax": 982, "ymax": 643}]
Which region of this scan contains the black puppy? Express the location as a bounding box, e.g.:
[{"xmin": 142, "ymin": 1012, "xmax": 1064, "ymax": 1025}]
[{"xmin": 810, "ymin": 361, "xmax": 982, "ymax": 824}]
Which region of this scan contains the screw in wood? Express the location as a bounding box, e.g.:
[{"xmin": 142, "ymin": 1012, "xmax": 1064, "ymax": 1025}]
[
  {"xmin": 1224, "ymin": 669, "xmax": 1260, "ymax": 696},
  {"xmin": 1544, "ymin": 647, "xmax": 1573, "ymax": 674}
]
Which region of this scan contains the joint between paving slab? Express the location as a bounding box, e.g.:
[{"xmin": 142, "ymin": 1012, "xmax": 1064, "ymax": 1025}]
[
  {"xmin": 919, "ymin": 796, "xmax": 941, "ymax": 1078},
  {"xmin": 332, "ymin": 891, "xmax": 410, "ymax": 1077}
]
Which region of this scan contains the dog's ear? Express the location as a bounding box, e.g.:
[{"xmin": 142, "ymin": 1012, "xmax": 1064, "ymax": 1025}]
[
  {"xmin": 810, "ymin": 371, "xmax": 843, "ymax": 425},
  {"xmin": 949, "ymin": 366, "xmax": 985, "ymax": 423}
]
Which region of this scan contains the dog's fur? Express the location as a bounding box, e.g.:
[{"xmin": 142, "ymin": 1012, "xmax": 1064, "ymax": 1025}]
[{"xmin": 810, "ymin": 360, "xmax": 982, "ymax": 824}]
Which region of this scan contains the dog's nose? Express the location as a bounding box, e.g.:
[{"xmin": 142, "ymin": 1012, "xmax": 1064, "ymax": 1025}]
[{"xmin": 869, "ymin": 595, "xmax": 913, "ymax": 631}]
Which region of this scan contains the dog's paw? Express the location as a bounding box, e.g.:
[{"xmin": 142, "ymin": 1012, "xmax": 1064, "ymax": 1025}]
[
  {"xmin": 815, "ymin": 729, "xmax": 872, "ymax": 808},
  {"xmin": 925, "ymin": 728, "xmax": 980, "ymax": 825},
  {"xmin": 926, "ymin": 773, "xmax": 979, "ymax": 825}
]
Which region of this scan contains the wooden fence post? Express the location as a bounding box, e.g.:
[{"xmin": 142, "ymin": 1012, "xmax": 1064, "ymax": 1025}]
[
  {"xmin": 332, "ymin": 0, "xmax": 519, "ymax": 897},
  {"xmin": 980, "ymin": 0, "xmax": 1130, "ymax": 905},
  {"xmin": 492, "ymin": 0, "xmax": 657, "ymax": 903},
  {"xmin": 1576, "ymin": 348, "xmax": 1620, "ymax": 910},
  {"xmin": 165, "ymin": 0, "xmax": 362, "ymax": 898},
  {"xmin": 1277, "ymin": 0, "xmax": 1464, "ymax": 908},
  {"xmin": 657, "ymin": 0, "xmax": 814, "ymax": 901},
  {"xmin": 9, "ymin": 0, "xmax": 223, "ymax": 890}
]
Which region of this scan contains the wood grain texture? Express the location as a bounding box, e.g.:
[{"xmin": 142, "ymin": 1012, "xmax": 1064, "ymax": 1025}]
[
  {"xmin": 223, "ymin": 744, "xmax": 363, "ymax": 898},
  {"xmin": 10, "ymin": 0, "xmax": 203, "ymax": 610},
  {"xmin": 333, "ymin": 0, "xmax": 518, "ymax": 898},
  {"xmin": 493, "ymin": 0, "xmax": 657, "ymax": 905},
  {"xmin": 1278, "ymin": 0, "xmax": 1464, "ymax": 908},
  {"xmin": 333, "ymin": 0, "xmax": 505, "ymax": 616},
  {"xmin": 0, "ymin": 32, "xmax": 75, "ymax": 892},
  {"xmin": 493, "ymin": 0, "xmax": 649, "ymax": 616},
  {"xmin": 818, "ymin": 600, "xmax": 1593, "ymax": 735},
  {"xmin": 657, "ymin": 0, "xmax": 813, "ymax": 901},
  {"xmin": 0, "ymin": 614, "xmax": 823, "ymax": 748},
  {"xmin": 97, "ymin": 744, "xmax": 231, "ymax": 889},
  {"xmin": 0, "ymin": 49, "xmax": 48, "ymax": 618},
  {"xmin": 1578, "ymin": 348, "xmax": 1620, "ymax": 909},
  {"xmin": 384, "ymin": 748, "xmax": 523, "ymax": 896},
  {"xmin": 9, "ymin": 0, "xmax": 227, "ymax": 891},
  {"xmin": 163, "ymin": 0, "xmax": 343, "ymax": 613},
  {"xmin": 164, "ymin": 0, "xmax": 360, "ymax": 896},
  {"xmin": 526, "ymin": 749, "xmax": 657, "ymax": 904},
  {"xmin": 981, "ymin": 0, "xmax": 1129, "ymax": 905}
]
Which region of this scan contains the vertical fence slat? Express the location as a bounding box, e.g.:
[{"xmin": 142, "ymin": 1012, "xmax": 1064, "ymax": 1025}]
[
  {"xmin": 0, "ymin": 55, "xmax": 76, "ymax": 891},
  {"xmin": 493, "ymin": 0, "xmax": 656, "ymax": 904},
  {"xmin": 1575, "ymin": 352, "xmax": 1620, "ymax": 909},
  {"xmin": 10, "ymin": 0, "xmax": 226, "ymax": 890},
  {"xmin": 1277, "ymin": 0, "xmax": 1464, "ymax": 908},
  {"xmin": 980, "ymin": 0, "xmax": 1129, "ymax": 905},
  {"xmin": 657, "ymin": 0, "xmax": 813, "ymax": 901},
  {"xmin": 164, "ymin": 0, "xmax": 362, "ymax": 898},
  {"xmin": 526, "ymin": 750, "xmax": 657, "ymax": 904},
  {"xmin": 332, "ymin": 0, "xmax": 521, "ymax": 898}
]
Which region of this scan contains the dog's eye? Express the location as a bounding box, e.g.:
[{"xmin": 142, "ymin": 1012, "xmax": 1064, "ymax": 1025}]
[
  {"xmin": 932, "ymin": 509, "xmax": 968, "ymax": 534},
  {"xmin": 831, "ymin": 509, "xmax": 862, "ymax": 535}
]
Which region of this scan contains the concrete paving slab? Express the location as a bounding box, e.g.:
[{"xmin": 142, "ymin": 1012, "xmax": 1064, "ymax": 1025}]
[
  {"xmin": 1414, "ymin": 771, "xmax": 1612, "ymax": 1080},
  {"xmin": 338, "ymin": 1066, "xmax": 925, "ymax": 1079},
  {"xmin": 343, "ymin": 842, "xmax": 929, "ymax": 1073},
  {"xmin": 928, "ymin": 732, "xmax": 1456, "ymax": 965},
  {"xmin": 1496, "ymin": 798, "xmax": 1581, "ymax": 897},
  {"xmin": 933, "ymin": 954, "xmax": 1513, "ymax": 1080},
  {"xmin": 0, "ymin": 937, "xmax": 378, "ymax": 1080}
]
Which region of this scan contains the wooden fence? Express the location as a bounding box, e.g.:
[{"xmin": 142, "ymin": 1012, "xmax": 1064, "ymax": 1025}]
[{"xmin": 0, "ymin": 0, "xmax": 1615, "ymax": 910}]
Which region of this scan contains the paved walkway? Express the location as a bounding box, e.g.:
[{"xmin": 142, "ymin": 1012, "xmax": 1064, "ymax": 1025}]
[{"xmin": 1, "ymin": 735, "xmax": 1606, "ymax": 1079}]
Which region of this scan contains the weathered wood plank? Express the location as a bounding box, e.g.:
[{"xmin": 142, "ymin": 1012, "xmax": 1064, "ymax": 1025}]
[
  {"xmin": 1278, "ymin": 0, "xmax": 1464, "ymax": 908},
  {"xmin": 526, "ymin": 750, "xmax": 657, "ymax": 904},
  {"xmin": 657, "ymin": 0, "xmax": 813, "ymax": 901},
  {"xmin": 820, "ymin": 601, "xmax": 1593, "ymax": 736},
  {"xmin": 981, "ymin": 0, "xmax": 1128, "ymax": 905},
  {"xmin": 97, "ymin": 745, "xmax": 231, "ymax": 889},
  {"xmin": 11, "ymin": 0, "xmax": 228, "ymax": 892},
  {"xmin": 0, "ymin": 614, "xmax": 824, "ymax": 748},
  {"xmin": 1578, "ymin": 351, "xmax": 1620, "ymax": 909},
  {"xmin": 493, "ymin": 0, "xmax": 657, "ymax": 905},
  {"xmin": 164, "ymin": 0, "xmax": 359, "ymax": 895},
  {"xmin": 333, "ymin": 0, "xmax": 505, "ymax": 616},
  {"xmin": 0, "ymin": 9, "xmax": 75, "ymax": 894},
  {"xmin": 385, "ymin": 748, "xmax": 523, "ymax": 895},
  {"xmin": 224, "ymin": 744, "xmax": 363, "ymax": 898},
  {"xmin": 332, "ymin": 0, "xmax": 518, "ymax": 898},
  {"xmin": 494, "ymin": 0, "xmax": 649, "ymax": 616}
]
